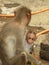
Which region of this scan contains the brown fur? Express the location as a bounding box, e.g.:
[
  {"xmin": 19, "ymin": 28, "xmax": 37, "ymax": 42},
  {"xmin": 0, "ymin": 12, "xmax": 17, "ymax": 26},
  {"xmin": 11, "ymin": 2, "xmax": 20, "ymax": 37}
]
[{"xmin": 0, "ymin": 6, "xmax": 38, "ymax": 65}]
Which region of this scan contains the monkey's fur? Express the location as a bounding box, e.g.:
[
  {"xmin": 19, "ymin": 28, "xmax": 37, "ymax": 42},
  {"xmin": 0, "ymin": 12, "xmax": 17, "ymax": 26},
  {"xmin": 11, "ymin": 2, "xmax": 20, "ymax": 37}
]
[{"xmin": 0, "ymin": 6, "xmax": 39, "ymax": 65}]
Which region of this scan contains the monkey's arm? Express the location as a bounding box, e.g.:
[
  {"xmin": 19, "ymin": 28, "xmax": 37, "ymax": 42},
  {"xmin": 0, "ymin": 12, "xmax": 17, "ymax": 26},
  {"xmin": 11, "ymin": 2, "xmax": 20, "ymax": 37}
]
[{"xmin": 25, "ymin": 51, "xmax": 41, "ymax": 65}]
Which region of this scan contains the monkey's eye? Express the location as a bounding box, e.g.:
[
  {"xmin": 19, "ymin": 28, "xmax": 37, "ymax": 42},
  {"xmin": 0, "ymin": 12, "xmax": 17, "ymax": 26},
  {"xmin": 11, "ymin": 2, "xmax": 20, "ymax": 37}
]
[{"xmin": 28, "ymin": 37, "xmax": 36, "ymax": 41}]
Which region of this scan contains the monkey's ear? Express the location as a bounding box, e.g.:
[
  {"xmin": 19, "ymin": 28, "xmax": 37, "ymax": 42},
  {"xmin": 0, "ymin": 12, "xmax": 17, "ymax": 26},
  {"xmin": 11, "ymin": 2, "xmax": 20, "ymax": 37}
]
[
  {"xmin": 26, "ymin": 13, "xmax": 31, "ymax": 21},
  {"xmin": 26, "ymin": 13, "xmax": 31, "ymax": 19},
  {"xmin": 26, "ymin": 13, "xmax": 31, "ymax": 25}
]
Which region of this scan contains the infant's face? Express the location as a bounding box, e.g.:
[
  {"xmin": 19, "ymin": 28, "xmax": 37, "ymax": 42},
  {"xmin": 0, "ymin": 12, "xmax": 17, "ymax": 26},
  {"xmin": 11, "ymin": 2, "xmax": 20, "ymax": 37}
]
[{"xmin": 27, "ymin": 33, "xmax": 36, "ymax": 44}]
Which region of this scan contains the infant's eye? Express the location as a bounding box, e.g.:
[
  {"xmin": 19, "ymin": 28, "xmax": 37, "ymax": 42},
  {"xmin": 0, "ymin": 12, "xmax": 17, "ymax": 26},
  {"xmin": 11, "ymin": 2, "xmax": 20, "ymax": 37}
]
[{"xmin": 28, "ymin": 37, "xmax": 36, "ymax": 41}]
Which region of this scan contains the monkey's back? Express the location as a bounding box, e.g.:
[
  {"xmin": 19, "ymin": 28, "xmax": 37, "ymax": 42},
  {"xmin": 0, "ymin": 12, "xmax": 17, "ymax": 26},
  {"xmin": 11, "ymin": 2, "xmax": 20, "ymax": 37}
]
[{"xmin": 0, "ymin": 22, "xmax": 25, "ymax": 65}]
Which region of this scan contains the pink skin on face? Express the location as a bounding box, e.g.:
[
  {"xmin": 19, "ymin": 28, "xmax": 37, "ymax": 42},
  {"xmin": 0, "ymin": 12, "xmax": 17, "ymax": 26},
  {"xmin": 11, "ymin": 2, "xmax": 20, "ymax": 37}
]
[{"xmin": 27, "ymin": 33, "xmax": 36, "ymax": 45}]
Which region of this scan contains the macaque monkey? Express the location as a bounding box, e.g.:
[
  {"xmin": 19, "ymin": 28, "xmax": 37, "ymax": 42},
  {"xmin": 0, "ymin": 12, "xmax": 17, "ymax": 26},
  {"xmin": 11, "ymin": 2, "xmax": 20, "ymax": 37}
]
[{"xmin": 0, "ymin": 6, "xmax": 39, "ymax": 65}]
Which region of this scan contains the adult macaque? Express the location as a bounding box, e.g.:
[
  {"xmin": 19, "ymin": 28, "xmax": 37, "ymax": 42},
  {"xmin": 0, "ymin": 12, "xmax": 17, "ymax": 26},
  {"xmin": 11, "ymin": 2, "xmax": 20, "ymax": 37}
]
[{"xmin": 0, "ymin": 6, "xmax": 39, "ymax": 65}]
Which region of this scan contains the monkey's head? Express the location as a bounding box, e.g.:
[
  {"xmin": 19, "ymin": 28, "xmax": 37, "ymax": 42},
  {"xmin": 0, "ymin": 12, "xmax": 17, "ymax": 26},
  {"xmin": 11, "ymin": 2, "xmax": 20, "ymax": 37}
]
[{"xmin": 14, "ymin": 6, "xmax": 31, "ymax": 26}]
